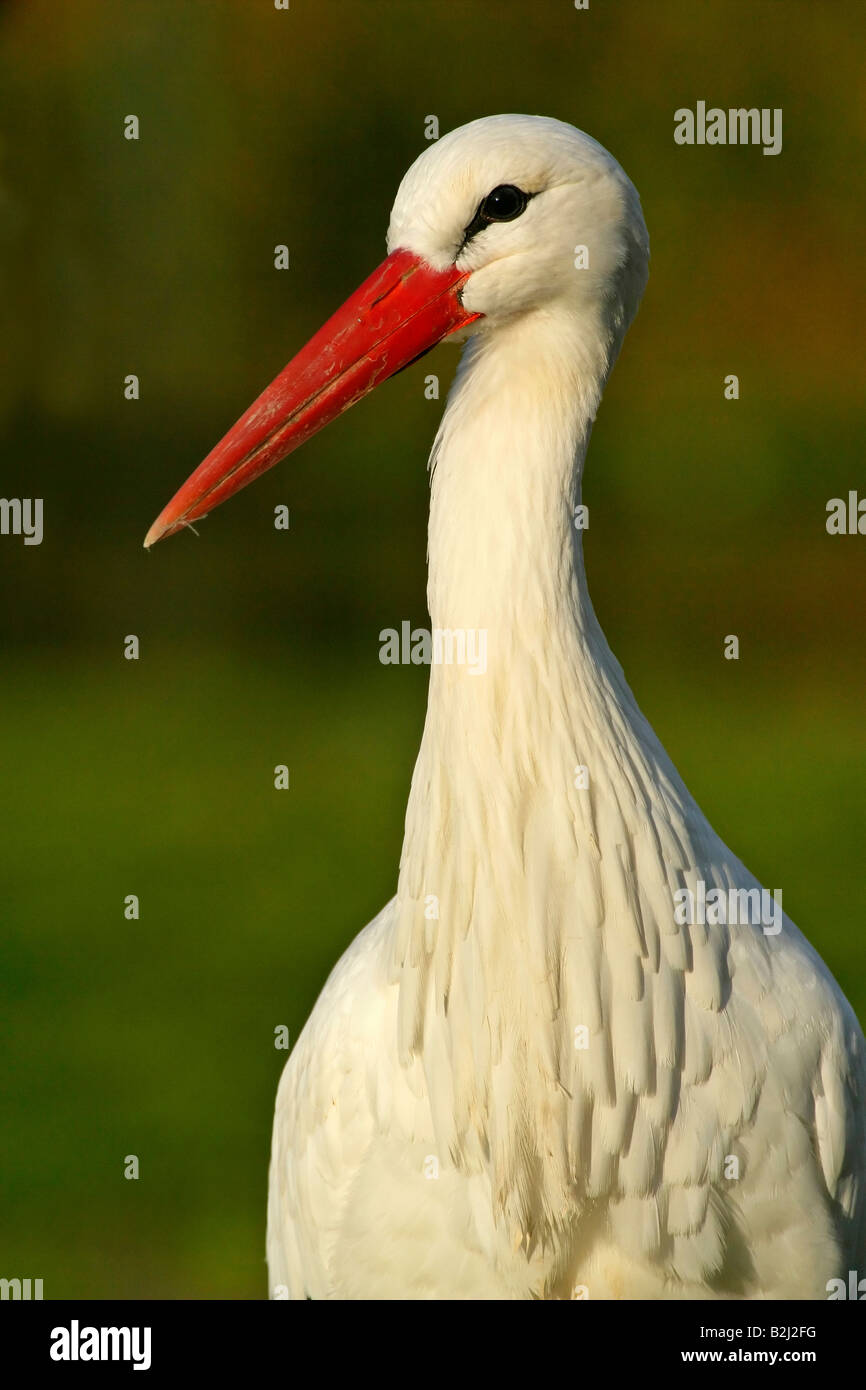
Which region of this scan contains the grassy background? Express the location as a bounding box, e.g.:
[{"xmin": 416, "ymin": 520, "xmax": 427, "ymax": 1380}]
[{"xmin": 0, "ymin": 0, "xmax": 864, "ymax": 1296}]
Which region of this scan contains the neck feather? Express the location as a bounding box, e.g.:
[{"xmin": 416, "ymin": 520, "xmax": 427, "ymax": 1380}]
[{"xmin": 391, "ymin": 308, "xmax": 718, "ymax": 1246}]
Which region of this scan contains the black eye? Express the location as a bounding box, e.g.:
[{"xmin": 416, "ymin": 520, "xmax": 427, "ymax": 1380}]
[
  {"xmin": 480, "ymin": 184, "xmax": 528, "ymax": 221},
  {"xmin": 459, "ymin": 184, "xmax": 533, "ymax": 253}
]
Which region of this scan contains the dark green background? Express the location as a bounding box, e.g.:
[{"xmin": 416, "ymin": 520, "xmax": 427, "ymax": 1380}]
[{"xmin": 1, "ymin": 0, "xmax": 863, "ymax": 1297}]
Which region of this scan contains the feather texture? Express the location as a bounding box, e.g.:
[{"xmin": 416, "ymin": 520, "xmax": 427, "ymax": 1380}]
[{"xmin": 267, "ymin": 116, "xmax": 866, "ymax": 1299}]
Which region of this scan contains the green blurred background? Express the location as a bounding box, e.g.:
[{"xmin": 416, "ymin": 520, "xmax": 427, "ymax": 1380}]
[{"xmin": 1, "ymin": 0, "xmax": 864, "ymax": 1297}]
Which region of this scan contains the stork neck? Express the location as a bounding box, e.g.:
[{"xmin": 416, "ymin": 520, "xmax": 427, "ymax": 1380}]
[
  {"xmin": 392, "ymin": 309, "xmax": 700, "ymax": 1237},
  {"xmin": 426, "ymin": 312, "xmax": 604, "ymax": 642},
  {"xmin": 396, "ymin": 302, "xmax": 677, "ymax": 919},
  {"xmin": 397, "ymin": 304, "xmax": 690, "ymax": 956}
]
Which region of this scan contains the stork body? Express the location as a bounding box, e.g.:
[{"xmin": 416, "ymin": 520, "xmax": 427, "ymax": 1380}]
[{"xmin": 148, "ymin": 116, "xmax": 866, "ymax": 1299}]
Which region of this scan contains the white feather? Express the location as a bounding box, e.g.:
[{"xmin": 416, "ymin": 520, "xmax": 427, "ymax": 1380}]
[{"xmin": 267, "ymin": 115, "xmax": 866, "ymax": 1299}]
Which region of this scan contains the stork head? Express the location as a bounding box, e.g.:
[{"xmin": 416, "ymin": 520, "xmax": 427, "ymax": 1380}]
[
  {"xmin": 145, "ymin": 115, "xmax": 648, "ymax": 547},
  {"xmin": 389, "ymin": 114, "xmax": 648, "ymax": 337}
]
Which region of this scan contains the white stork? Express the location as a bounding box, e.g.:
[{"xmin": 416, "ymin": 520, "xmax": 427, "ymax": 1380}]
[{"xmin": 146, "ymin": 115, "xmax": 866, "ymax": 1299}]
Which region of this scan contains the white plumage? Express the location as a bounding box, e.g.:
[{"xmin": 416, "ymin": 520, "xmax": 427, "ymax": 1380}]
[{"xmin": 265, "ymin": 116, "xmax": 866, "ymax": 1298}]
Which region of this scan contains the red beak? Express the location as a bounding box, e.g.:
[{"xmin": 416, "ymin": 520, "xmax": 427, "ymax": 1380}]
[{"xmin": 144, "ymin": 247, "xmax": 480, "ymax": 547}]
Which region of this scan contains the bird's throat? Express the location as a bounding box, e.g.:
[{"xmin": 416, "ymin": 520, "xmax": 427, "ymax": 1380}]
[{"xmin": 388, "ymin": 313, "xmax": 703, "ymax": 1240}]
